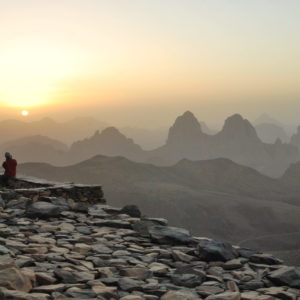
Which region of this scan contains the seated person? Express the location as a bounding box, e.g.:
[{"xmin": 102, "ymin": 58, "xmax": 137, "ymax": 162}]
[{"xmin": 0, "ymin": 152, "xmax": 17, "ymax": 187}]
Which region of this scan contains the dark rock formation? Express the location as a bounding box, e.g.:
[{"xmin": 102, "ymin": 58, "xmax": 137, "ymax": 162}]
[{"xmin": 197, "ymin": 240, "xmax": 237, "ymax": 262}]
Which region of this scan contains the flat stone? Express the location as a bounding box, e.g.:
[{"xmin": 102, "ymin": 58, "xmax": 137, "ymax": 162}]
[
  {"xmin": 172, "ymin": 250, "xmax": 195, "ymax": 262},
  {"xmin": 206, "ymin": 291, "xmax": 241, "ymax": 300},
  {"xmin": 196, "ymin": 285, "xmax": 224, "ymax": 296},
  {"xmin": 0, "ymin": 288, "xmax": 51, "ymax": 300},
  {"xmin": 171, "ymin": 273, "xmax": 204, "ymax": 288},
  {"xmin": 0, "ymin": 254, "xmax": 15, "ymax": 270},
  {"xmin": 120, "ymin": 296, "xmax": 146, "ymax": 300},
  {"xmin": 54, "ymin": 268, "xmax": 95, "ymax": 283},
  {"xmin": 118, "ymin": 277, "xmax": 144, "ymax": 291},
  {"xmin": 148, "ymin": 262, "xmax": 169, "ymax": 275},
  {"xmin": 119, "ymin": 267, "xmax": 152, "ymax": 280},
  {"xmin": 74, "ymin": 243, "xmax": 92, "ymax": 255},
  {"xmin": 32, "ymin": 283, "xmax": 66, "ymax": 293},
  {"xmin": 250, "ymin": 254, "xmax": 283, "ymax": 265},
  {"xmin": 161, "ymin": 290, "xmax": 200, "ymax": 300},
  {"xmin": 0, "ymin": 244, "xmax": 10, "ymax": 254},
  {"xmin": 92, "ymin": 244, "xmax": 113, "ymax": 254},
  {"xmin": 91, "ymin": 285, "xmax": 118, "ymax": 298},
  {"xmin": 148, "ymin": 225, "xmax": 194, "ymax": 245},
  {"xmin": 65, "ymin": 286, "xmax": 97, "ymax": 298},
  {"xmin": 0, "ymin": 267, "xmax": 32, "ymax": 292},
  {"xmin": 26, "ymin": 201, "xmax": 63, "ymax": 219}
]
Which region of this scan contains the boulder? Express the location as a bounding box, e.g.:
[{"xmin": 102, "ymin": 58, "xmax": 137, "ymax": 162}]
[
  {"xmin": 197, "ymin": 239, "xmax": 237, "ymax": 262},
  {"xmin": 268, "ymin": 267, "xmax": 300, "ymax": 288},
  {"xmin": 120, "ymin": 204, "xmax": 142, "ymax": 218}
]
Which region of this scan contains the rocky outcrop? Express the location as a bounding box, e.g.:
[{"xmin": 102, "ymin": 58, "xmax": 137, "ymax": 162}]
[{"xmin": 0, "ymin": 179, "xmax": 299, "ymax": 299}]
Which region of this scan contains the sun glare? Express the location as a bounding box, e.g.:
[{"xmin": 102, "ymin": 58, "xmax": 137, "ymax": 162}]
[
  {"xmin": 0, "ymin": 40, "xmax": 77, "ymax": 108},
  {"xmin": 21, "ymin": 110, "xmax": 29, "ymax": 117}
]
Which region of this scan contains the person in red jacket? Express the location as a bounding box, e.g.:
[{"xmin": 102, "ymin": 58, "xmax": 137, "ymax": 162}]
[{"xmin": 1, "ymin": 152, "xmax": 17, "ymax": 186}]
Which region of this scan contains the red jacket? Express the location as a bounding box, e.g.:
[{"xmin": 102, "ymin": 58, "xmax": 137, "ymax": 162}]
[{"xmin": 2, "ymin": 158, "xmax": 17, "ymax": 177}]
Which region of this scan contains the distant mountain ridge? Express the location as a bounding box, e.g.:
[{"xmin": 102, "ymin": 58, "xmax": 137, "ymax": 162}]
[
  {"xmin": 145, "ymin": 112, "xmax": 299, "ymax": 176},
  {"xmin": 69, "ymin": 127, "xmax": 145, "ymax": 162},
  {"xmin": 1, "ymin": 111, "xmax": 299, "ymax": 176}
]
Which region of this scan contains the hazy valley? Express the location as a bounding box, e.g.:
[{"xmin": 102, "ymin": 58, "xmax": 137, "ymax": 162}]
[{"xmin": 19, "ymin": 154, "xmax": 300, "ymax": 266}]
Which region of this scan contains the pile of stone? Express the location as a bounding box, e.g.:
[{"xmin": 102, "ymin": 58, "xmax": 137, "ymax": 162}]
[{"xmin": 0, "ymin": 179, "xmax": 299, "ymax": 300}]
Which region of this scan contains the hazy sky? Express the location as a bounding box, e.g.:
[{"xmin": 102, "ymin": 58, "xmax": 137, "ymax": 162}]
[{"xmin": 0, "ymin": 0, "xmax": 300, "ymax": 127}]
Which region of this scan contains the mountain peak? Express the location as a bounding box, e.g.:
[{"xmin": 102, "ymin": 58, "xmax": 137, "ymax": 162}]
[
  {"xmin": 101, "ymin": 126, "xmax": 123, "ymax": 137},
  {"xmin": 167, "ymin": 111, "xmax": 203, "ymax": 146},
  {"xmin": 220, "ymin": 114, "xmax": 260, "ymax": 141}
]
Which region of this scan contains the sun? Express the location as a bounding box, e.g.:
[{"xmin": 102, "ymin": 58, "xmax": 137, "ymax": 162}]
[{"xmin": 21, "ymin": 110, "xmax": 29, "ymax": 117}]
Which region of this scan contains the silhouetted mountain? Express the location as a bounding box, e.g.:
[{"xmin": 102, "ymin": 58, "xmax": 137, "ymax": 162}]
[
  {"xmin": 255, "ymin": 123, "xmax": 289, "ymax": 143},
  {"xmin": 167, "ymin": 111, "xmax": 203, "ymax": 145},
  {"xmin": 69, "ymin": 127, "xmax": 145, "ymax": 164},
  {"xmin": 148, "ymin": 112, "xmax": 298, "ymax": 176},
  {"xmin": 0, "ymin": 135, "xmax": 68, "ymax": 165},
  {"xmin": 219, "ymin": 114, "xmax": 260, "ymax": 142},
  {"xmin": 19, "ymin": 155, "xmax": 300, "ymax": 256}
]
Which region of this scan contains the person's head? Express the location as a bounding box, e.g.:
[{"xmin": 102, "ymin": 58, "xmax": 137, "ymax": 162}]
[{"xmin": 5, "ymin": 152, "xmax": 12, "ymax": 159}]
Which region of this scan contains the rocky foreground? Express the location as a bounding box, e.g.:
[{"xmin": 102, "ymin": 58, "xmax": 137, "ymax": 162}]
[{"xmin": 0, "ymin": 179, "xmax": 299, "ymax": 300}]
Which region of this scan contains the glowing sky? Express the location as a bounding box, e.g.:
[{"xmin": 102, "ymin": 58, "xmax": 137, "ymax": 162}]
[{"xmin": 0, "ymin": 0, "xmax": 300, "ymax": 126}]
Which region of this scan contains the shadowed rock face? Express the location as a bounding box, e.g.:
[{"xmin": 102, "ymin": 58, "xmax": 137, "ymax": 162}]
[{"xmin": 0, "ymin": 178, "xmax": 300, "ymax": 299}]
